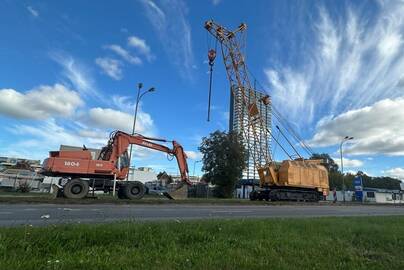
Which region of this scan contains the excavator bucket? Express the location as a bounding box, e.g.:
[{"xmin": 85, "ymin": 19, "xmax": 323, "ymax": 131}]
[{"xmin": 163, "ymin": 184, "xmax": 188, "ymax": 200}]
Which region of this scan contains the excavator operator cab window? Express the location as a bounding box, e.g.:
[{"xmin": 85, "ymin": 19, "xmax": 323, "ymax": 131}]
[{"xmin": 117, "ymin": 151, "xmax": 130, "ymax": 170}]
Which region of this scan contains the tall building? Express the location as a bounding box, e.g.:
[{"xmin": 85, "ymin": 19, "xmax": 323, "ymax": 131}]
[{"xmin": 229, "ymin": 87, "xmax": 271, "ymax": 180}]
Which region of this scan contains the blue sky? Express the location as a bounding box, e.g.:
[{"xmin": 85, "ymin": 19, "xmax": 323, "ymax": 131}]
[{"xmin": 0, "ymin": 0, "xmax": 403, "ymax": 179}]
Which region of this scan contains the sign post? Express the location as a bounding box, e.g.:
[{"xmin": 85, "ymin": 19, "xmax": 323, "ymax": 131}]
[{"xmin": 354, "ymin": 175, "xmax": 363, "ymax": 202}]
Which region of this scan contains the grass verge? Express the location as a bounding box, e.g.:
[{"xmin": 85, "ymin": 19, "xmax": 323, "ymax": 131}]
[
  {"xmin": 0, "ymin": 216, "xmax": 403, "ymax": 269},
  {"xmin": 0, "ymin": 193, "xmax": 275, "ymax": 205}
]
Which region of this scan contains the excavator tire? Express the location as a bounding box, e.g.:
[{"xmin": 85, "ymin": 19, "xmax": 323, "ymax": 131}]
[
  {"xmin": 117, "ymin": 186, "xmax": 127, "ymax": 199},
  {"xmin": 122, "ymin": 181, "xmax": 145, "ymax": 200},
  {"xmin": 63, "ymin": 179, "xmax": 89, "ymax": 199}
]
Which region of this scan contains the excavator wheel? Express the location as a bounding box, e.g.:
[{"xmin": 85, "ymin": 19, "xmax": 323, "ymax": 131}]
[
  {"xmin": 117, "ymin": 186, "xmax": 127, "ymax": 199},
  {"xmin": 121, "ymin": 181, "xmax": 145, "ymax": 200},
  {"xmin": 63, "ymin": 179, "xmax": 89, "ymax": 199}
]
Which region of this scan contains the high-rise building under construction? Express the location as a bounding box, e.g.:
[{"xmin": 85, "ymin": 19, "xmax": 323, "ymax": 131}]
[{"xmin": 229, "ymin": 87, "xmax": 272, "ymax": 180}]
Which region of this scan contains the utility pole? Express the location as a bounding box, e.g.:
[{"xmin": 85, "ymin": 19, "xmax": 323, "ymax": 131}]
[
  {"xmin": 192, "ymin": 160, "xmax": 202, "ymax": 177},
  {"xmin": 340, "ymin": 136, "xmax": 354, "ymax": 202}
]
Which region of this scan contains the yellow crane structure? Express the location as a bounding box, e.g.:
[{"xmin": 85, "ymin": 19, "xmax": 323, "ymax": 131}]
[{"xmin": 205, "ymin": 20, "xmax": 329, "ymax": 201}]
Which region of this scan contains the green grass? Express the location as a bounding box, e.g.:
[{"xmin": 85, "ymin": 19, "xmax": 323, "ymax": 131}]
[
  {"xmin": 0, "ymin": 193, "xmax": 275, "ymax": 205},
  {"xmin": 1, "ymin": 217, "xmax": 404, "ymax": 270}
]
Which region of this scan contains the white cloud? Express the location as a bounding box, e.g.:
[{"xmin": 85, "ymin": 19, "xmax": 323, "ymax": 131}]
[
  {"xmin": 78, "ymin": 129, "xmax": 108, "ymax": 139},
  {"xmin": 185, "ymin": 150, "xmax": 202, "ymax": 160},
  {"xmin": 127, "ymin": 36, "xmax": 154, "ymax": 61},
  {"xmin": 2, "ymin": 119, "xmax": 105, "ymax": 161},
  {"xmin": 104, "ymin": 44, "xmax": 142, "ymax": 65},
  {"xmin": 0, "ymin": 84, "xmax": 83, "ymax": 119},
  {"xmin": 265, "ymin": 2, "xmax": 404, "ymax": 125},
  {"xmin": 333, "ymin": 157, "xmax": 364, "ymax": 168},
  {"xmin": 95, "ymin": 57, "xmax": 123, "ymax": 80},
  {"xmin": 112, "ymin": 95, "xmax": 134, "ymax": 113},
  {"xmin": 87, "ymin": 107, "xmax": 154, "ymax": 135},
  {"xmin": 139, "ymin": 0, "xmax": 195, "ymax": 79},
  {"xmin": 309, "ymin": 97, "xmax": 404, "ymax": 156},
  {"xmin": 384, "ymin": 168, "xmax": 404, "ymax": 180},
  {"xmin": 27, "ymin": 6, "xmax": 39, "ymax": 17}
]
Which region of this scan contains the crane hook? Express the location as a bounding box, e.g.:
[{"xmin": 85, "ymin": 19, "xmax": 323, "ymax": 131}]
[
  {"xmin": 207, "ymin": 49, "xmax": 216, "ymax": 122},
  {"xmin": 208, "ymin": 49, "xmax": 216, "ymax": 66}
]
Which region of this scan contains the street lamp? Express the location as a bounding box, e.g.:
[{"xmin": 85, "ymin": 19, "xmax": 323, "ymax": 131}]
[
  {"xmin": 340, "ymin": 136, "xmax": 354, "ymax": 202},
  {"xmin": 127, "ymin": 83, "xmax": 155, "ymax": 180},
  {"xmin": 193, "ymin": 160, "xmax": 202, "ymax": 177}
]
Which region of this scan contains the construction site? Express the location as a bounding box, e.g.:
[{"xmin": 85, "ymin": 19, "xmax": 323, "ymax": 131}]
[
  {"xmin": 0, "ymin": 20, "xmax": 336, "ymax": 204},
  {"xmin": 1, "ymin": 20, "xmax": 403, "ymax": 205},
  {"xmin": 1, "ymin": 2, "xmax": 404, "ymax": 268}
]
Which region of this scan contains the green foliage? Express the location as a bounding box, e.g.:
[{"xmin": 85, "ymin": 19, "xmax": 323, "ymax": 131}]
[
  {"xmin": 311, "ymin": 154, "xmax": 401, "ymax": 190},
  {"xmin": 199, "ymin": 130, "xmax": 247, "ymax": 198},
  {"xmin": 310, "ymin": 153, "xmax": 339, "ymax": 172},
  {"xmin": 1, "ymin": 217, "xmax": 404, "ymax": 269},
  {"xmin": 342, "ymin": 173, "xmax": 402, "ymax": 190}
]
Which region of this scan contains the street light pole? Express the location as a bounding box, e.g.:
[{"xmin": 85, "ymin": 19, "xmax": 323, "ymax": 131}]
[
  {"xmin": 340, "ymin": 136, "xmax": 354, "ymax": 202},
  {"xmin": 193, "ymin": 160, "xmax": 202, "ymax": 177},
  {"xmin": 127, "ymin": 83, "xmax": 155, "ymax": 180}
]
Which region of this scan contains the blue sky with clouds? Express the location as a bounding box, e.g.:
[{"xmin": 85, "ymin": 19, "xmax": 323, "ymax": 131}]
[{"xmin": 0, "ymin": 0, "xmax": 403, "ymax": 179}]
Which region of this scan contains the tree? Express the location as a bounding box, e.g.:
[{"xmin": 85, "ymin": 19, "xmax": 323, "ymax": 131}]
[
  {"xmin": 310, "ymin": 153, "xmax": 339, "ymax": 172},
  {"xmin": 199, "ymin": 130, "xmax": 247, "ymax": 198}
]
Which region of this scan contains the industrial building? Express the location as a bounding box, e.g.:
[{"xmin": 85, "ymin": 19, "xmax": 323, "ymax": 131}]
[
  {"xmin": 325, "ymin": 188, "xmax": 404, "ymax": 204},
  {"xmin": 229, "ymin": 87, "xmax": 271, "ymax": 180}
]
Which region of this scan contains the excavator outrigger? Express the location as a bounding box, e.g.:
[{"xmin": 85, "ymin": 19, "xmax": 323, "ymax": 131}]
[{"xmin": 41, "ymin": 131, "xmax": 190, "ymax": 200}]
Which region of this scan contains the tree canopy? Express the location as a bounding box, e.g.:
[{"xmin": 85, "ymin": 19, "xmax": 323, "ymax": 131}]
[
  {"xmin": 199, "ymin": 130, "xmax": 247, "ymax": 198},
  {"xmin": 310, "ymin": 153, "xmax": 339, "ymax": 172},
  {"xmin": 311, "ymin": 153, "xmax": 402, "ymax": 190}
]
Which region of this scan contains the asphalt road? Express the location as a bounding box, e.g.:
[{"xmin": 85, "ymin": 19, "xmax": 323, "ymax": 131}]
[{"xmin": 0, "ymin": 203, "xmax": 403, "ymax": 227}]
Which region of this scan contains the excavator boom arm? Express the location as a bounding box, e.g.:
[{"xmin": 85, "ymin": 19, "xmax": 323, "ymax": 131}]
[{"xmin": 99, "ymin": 131, "xmax": 190, "ymax": 184}]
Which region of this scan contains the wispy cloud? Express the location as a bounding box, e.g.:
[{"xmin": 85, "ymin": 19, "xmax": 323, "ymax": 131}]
[
  {"xmin": 128, "ymin": 36, "xmax": 155, "ymax": 61},
  {"xmin": 27, "ymin": 6, "xmax": 39, "ymax": 17},
  {"xmin": 95, "ymin": 57, "xmax": 123, "ymax": 80},
  {"xmin": 265, "ymin": 1, "xmax": 404, "ymax": 126},
  {"xmin": 51, "ymin": 52, "xmax": 101, "ymax": 99},
  {"xmin": 139, "ymin": 0, "xmax": 195, "ymax": 79},
  {"xmin": 211, "ymin": 0, "xmax": 222, "ymax": 6},
  {"xmin": 104, "ymin": 44, "xmax": 142, "ymax": 65}
]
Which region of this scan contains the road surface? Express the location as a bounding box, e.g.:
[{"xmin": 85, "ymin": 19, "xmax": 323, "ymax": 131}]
[{"xmin": 0, "ymin": 203, "xmax": 403, "ymax": 226}]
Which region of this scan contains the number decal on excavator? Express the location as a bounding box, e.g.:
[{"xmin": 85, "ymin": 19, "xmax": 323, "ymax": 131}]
[{"xmin": 64, "ymin": 161, "xmax": 80, "ymax": 167}]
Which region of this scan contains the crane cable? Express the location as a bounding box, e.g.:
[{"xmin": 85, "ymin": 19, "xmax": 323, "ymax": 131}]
[
  {"xmin": 206, "ymin": 37, "xmax": 218, "ymax": 122},
  {"xmin": 245, "ymin": 67, "xmax": 314, "ymax": 157}
]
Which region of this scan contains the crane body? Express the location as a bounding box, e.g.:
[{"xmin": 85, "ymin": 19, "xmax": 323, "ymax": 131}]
[
  {"xmin": 205, "ymin": 20, "xmax": 329, "ymax": 201},
  {"xmin": 41, "ymin": 131, "xmax": 190, "ymax": 199}
]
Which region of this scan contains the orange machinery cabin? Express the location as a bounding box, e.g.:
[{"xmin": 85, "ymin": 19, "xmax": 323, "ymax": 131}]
[{"xmin": 42, "ymin": 150, "xmax": 123, "ymax": 179}]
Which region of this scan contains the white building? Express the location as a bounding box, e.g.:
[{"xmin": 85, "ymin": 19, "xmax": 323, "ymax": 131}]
[
  {"xmin": 127, "ymin": 167, "xmax": 157, "ymax": 183},
  {"xmin": 326, "ymin": 189, "xmax": 404, "ymax": 204},
  {"xmin": 229, "ymin": 87, "xmax": 271, "ymax": 180}
]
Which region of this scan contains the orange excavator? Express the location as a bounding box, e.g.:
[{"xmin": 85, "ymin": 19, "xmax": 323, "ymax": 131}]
[{"xmin": 41, "ymin": 130, "xmax": 190, "ymax": 199}]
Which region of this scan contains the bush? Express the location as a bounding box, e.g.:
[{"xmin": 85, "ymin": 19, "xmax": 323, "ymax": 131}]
[{"xmin": 17, "ymin": 181, "xmax": 31, "ymax": 193}]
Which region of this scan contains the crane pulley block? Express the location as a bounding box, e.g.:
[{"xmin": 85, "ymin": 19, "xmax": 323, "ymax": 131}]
[{"xmin": 208, "ymin": 49, "xmax": 216, "ymax": 66}]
